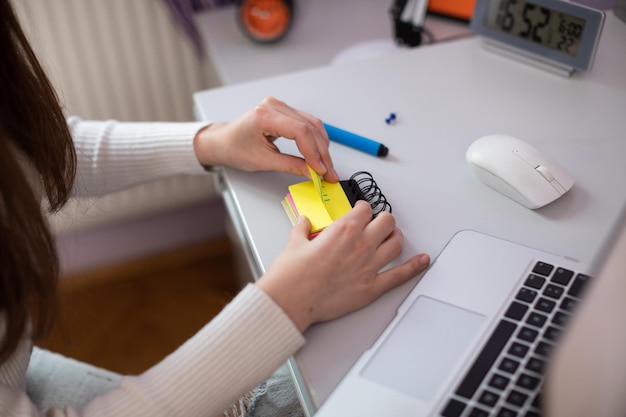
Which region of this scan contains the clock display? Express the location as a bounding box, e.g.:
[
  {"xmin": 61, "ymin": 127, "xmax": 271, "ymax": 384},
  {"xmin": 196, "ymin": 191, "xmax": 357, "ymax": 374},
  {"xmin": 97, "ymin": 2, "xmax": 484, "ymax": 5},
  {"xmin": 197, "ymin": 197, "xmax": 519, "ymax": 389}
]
[{"xmin": 485, "ymin": 0, "xmax": 587, "ymax": 56}]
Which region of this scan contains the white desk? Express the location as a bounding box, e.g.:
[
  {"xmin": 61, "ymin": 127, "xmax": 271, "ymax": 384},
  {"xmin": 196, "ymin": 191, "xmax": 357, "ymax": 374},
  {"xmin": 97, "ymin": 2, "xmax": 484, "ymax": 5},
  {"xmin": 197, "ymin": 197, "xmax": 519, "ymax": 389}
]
[
  {"xmin": 194, "ymin": 0, "xmax": 471, "ymax": 85},
  {"xmin": 194, "ymin": 12, "xmax": 626, "ymax": 416}
]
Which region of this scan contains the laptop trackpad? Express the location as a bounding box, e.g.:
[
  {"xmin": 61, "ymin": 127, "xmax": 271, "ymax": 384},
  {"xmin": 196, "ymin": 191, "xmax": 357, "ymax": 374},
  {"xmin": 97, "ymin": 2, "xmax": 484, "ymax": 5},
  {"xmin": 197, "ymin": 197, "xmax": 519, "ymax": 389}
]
[{"xmin": 361, "ymin": 296, "xmax": 485, "ymax": 401}]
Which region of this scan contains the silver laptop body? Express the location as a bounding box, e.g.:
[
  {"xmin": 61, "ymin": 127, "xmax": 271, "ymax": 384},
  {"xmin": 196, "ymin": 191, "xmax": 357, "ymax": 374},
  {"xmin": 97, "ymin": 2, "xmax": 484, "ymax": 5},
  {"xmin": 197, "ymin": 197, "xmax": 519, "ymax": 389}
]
[{"xmin": 316, "ymin": 215, "xmax": 626, "ymax": 416}]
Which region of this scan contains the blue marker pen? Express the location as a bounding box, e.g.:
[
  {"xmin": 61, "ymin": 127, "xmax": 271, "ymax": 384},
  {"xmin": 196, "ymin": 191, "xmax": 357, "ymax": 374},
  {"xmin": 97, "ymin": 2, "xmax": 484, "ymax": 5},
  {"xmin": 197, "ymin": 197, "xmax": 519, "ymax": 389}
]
[{"xmin": 323, "ymin": 123, "xmax": 389, "ymax": 157}]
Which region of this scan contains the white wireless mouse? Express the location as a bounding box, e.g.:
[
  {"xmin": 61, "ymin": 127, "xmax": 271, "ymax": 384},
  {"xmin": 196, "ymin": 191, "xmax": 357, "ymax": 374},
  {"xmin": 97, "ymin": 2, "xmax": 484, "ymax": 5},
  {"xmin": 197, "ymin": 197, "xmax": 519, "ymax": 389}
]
[{"xmin": 466, "ymin": 134, "xmax": 575, "ymax": 209}]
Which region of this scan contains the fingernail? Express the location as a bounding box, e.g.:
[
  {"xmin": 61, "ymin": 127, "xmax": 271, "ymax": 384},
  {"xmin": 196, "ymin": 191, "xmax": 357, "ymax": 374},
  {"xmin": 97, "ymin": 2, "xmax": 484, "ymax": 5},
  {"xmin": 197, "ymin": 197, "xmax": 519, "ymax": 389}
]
[{"xmin": 419, "ymin": 254, "xmax": 430, "ymax": 265}]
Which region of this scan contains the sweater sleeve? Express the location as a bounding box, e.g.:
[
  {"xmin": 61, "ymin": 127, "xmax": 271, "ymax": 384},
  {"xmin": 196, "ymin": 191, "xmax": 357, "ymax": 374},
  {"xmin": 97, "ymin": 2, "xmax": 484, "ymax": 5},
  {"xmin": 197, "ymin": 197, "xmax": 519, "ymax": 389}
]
[
  {"xmin": 67, "ymin": 117, "xmax": 211, "ymax": 198},
  {"xmin": 0, "ymin": 284, "xmax": 305, "ymax": 417}
]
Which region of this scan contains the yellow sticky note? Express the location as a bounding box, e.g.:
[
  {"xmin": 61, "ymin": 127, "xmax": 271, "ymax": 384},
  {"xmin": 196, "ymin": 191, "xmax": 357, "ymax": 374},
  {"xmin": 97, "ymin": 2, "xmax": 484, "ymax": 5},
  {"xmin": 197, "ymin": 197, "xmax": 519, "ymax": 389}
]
[
  {"xmin": 286, "ymin": 165, "xmax": 353, "ymax": 233},
  {"xmin": 307, "ymin": 164, "xmax": 323, "ymax": 199},
  {"xmin": 320, "ymin": 181, "xmax": 352, "ymax": 220},
  {"xmin": 287, "ymin": 181, "xmax": 333, "ymax": 232}
]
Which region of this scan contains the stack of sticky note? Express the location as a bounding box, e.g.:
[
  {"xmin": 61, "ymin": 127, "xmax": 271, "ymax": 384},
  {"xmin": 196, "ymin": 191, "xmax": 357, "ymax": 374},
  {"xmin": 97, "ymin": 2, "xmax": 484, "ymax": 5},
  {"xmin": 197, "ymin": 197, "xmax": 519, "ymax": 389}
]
[{"xmin": 282, "ymin": 165, "xmax": 353, "ymax": 238}]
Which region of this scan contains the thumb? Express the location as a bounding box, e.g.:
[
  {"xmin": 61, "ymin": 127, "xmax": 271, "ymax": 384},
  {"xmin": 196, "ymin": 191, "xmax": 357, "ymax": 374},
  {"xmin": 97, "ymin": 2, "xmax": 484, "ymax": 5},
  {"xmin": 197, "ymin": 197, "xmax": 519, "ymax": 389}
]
[{"xmin": 290, "ymin": 215, "xmax": 313, "ymax": 242}]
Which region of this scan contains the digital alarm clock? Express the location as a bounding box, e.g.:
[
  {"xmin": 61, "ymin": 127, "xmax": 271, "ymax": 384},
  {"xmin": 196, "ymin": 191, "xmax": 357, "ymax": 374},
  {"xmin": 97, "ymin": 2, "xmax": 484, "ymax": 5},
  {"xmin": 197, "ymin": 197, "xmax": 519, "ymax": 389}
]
[{"xmin": 470, "ymin": 0, "xmax": 605, "ymax": 74}]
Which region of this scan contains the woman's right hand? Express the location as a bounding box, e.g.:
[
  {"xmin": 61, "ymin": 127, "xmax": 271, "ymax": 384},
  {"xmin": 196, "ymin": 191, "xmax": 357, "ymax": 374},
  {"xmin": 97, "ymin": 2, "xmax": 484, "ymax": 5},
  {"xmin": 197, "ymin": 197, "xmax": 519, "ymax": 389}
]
[{"xmin": 256, "ymin": 201, "xmax": 430, "ymax": 333}]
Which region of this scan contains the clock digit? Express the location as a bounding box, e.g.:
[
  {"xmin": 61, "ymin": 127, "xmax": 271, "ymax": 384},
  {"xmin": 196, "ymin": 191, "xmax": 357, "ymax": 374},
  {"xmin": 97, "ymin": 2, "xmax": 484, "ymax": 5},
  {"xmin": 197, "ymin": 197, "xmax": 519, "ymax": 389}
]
[
  {"xmin": 531, "ymin": 7, "xmax": 551, "ymax": 43},
  {"xmin": 520, "ymin": 3, "xmax": 535, "ymax": 38},
  {"xmin": 557, "ymin": 35, "xmax": 575, "ymax": 53},
  {"xmin": 500, "ymin": 0, "xmax": 517, "ymax": 32},
  {"xmin": 569, "ymin": 22, "xmax": 583, "ymax": 37}
]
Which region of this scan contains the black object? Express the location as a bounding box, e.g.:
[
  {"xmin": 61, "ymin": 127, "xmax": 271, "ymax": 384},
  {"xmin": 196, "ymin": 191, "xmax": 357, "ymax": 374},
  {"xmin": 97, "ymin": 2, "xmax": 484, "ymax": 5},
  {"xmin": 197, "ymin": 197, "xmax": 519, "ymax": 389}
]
[
  {"xmin": 340, "ymin": 171, "xmax": 392, "ymax": 217},
  {"xmin": 390, "ymin": 0, "xmax": 425, "ymax": 47}
]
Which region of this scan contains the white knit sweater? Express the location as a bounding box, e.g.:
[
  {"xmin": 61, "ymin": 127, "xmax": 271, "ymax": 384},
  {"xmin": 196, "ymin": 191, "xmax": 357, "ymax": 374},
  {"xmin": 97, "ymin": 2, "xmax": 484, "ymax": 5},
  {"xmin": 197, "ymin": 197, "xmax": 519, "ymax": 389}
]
[{"xmin": 0, "ymin": 118, "xmax": 305, "ymax": 416}]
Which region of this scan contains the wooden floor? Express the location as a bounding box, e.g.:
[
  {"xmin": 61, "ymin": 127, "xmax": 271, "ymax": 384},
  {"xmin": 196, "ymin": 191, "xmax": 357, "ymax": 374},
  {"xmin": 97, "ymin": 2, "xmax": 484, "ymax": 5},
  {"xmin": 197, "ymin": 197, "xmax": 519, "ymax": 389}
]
[{"xmin": 37, "ymin": 236, "xmax": 242, "ymax": 375}]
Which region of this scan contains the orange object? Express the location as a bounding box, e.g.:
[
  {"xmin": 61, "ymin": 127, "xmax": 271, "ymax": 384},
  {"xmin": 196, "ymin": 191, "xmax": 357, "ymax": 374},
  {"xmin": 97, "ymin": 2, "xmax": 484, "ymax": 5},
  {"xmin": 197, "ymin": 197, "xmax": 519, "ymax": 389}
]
[
  {"xmin": 428, "ymin": 0, "xmax": 476, "ymax": 21},
  {"xmin": 238, "ymin": 0, "xmax": 293, "ymax": 43}
]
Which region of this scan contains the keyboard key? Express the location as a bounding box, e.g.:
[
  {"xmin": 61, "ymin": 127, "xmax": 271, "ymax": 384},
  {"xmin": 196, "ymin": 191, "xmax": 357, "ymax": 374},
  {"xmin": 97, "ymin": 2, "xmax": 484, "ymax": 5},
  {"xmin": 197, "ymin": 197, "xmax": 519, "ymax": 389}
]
[
  {"xmin": 535, "ymin": 298, "xmax": 556, "ymax": 313},
  {"xmin": 543, "ymin": 326, "xmax": 561, "ymax": 342},
  {"xmin": 455, "ymin": 320, "xmax": 516, "ymax": 399},
  {"xmin": 551, "ymin": 267, "xmax": 574, "ymax": 285},
  {"xmin": 525, "ymin": 357, "xmax": 545, "ymax": 374},
  {"xmin": 489, "ymin": 373, "xmax": 511, "ymax": 391},
  {"xmin": 441, "ymin": 398, "xmax": 466, "ymax": 417},
  {"xmin": 542, "ymin": 284, "xmax": 564, "ymax": 300},
  {"xmin": 568, "ymin": 273, "xmax": 592, "ymax": 298},
  {"xmin": 506, "ymin": 389, "xmax": 529, "ymax": 407},
  {"xmin": 478, "ymin": 390, "xmax": 500, "ymax": 407},
  {"xmin": 526, "ymin": 312, "xmax": 548, "ymax": 328},
  {"xmin": 532, "ymin": 262, "xmax": 554, "ymax": 276},
  {"xmin": 559, "ymin": 297, "xmax": 577, "ymax": 312},
  {"xmin": 535, "ymin": 341, "xmax": 552, "ymax": 358},
  {"xmin": 552, "ymin": 311, "xmax": 570, "ymax": 327},
  {"xmin": 516, "ymin": 373, "xmax": 540, "ymax": 390},
  {"xmin": 498, "ymin": 357, "xmax": 520, "ymax": 374},
  {"xmin": 468, "ymin": 407, "xmax": 489, "ymax": 417},
  {"xmin": 517, "ymin": 326, "xmax": 539, "ymax": 343},
  {"xmin": 497, "ymin": 407, "xmax": 518, "ymax": 417},
  {"xmin": 524, "ymin": 274, "xmax": 546, "ymax": 290},
  {"xmin": 508, "ymin": 342, "xmax": 530, "ymax": 358},
  {"xmin": 516, "ymin": 287, "xmax": 538, "ymax": 303},
  {"xmin": 505, "ymin": 302, "xmax": 529, "ymax": 321}
]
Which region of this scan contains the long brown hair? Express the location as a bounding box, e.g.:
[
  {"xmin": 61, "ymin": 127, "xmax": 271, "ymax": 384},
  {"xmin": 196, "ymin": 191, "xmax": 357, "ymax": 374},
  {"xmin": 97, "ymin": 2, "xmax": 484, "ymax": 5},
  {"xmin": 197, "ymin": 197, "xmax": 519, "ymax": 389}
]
[{"xmin": 0, "ymin": 0, "xmax": 77, "ymax": 363}]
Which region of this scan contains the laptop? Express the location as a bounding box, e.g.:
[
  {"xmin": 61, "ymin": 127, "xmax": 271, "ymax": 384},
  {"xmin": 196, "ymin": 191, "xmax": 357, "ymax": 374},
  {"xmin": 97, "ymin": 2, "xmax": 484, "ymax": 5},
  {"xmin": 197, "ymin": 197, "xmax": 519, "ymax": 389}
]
[{"xmin": 315, "ymin": 209, "xmax": 626, "ymax": 417}]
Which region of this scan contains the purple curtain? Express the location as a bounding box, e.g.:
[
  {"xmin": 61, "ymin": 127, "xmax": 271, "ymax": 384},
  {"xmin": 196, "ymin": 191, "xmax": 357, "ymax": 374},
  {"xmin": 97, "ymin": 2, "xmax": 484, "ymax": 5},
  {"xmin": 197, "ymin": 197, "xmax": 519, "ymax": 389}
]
[{"xmin": 161, "ymin": 0, "xmax": 236, "ymax": 57}]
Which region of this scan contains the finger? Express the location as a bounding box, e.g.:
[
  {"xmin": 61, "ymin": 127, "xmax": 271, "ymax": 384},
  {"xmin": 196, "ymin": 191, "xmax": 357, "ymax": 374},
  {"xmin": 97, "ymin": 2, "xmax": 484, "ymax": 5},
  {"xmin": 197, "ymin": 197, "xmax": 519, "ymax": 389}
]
[
  {"xmin": 294, "ymin": 120, "xmax": 338, "ymax": 182},
  {"xmin": 260, "ymin": 97, "xmax": 337, "ymax": 182},
  {"xmin": 339, "ymin": 200, "xmax": 374, "ymax": 229},
  {"xmin": 370, "ymin": 227, "xmax": 404, "ymax": 270},
  {"xmin": 315, "ymin": 200, "xmax": 372, "ymax": 243},
  {"xmin": 286, "ymin": 121, "xmax": 331, "ymax": 180},
  {"xmin": 291, "ymin": 110, "xmax": 338, "ymax": 182},
  {"xmin": 264, "ymin": 97, "xmax": 328, "ymax": 148},
  {"xmin": 372, "ymin": 253, "xmax": 431, "ymax": 295},
  {"xmin": 289, "ymin": 215, "xmax": 313, "ymax": 244},
  {"xmin": 261, "ymin": 111, "xmax": 329, "ymax": 177},
  {"xmin": 363, "ymin": 211, "xmax": 397, "ymax": 245}
]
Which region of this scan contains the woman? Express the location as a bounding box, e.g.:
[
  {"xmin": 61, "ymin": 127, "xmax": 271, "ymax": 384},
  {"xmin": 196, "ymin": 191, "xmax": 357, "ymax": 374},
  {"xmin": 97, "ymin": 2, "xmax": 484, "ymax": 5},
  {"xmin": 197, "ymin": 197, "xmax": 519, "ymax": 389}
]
[{"xmin": 0, "ymin": 0, "xmax": 430, "ymax": 415}]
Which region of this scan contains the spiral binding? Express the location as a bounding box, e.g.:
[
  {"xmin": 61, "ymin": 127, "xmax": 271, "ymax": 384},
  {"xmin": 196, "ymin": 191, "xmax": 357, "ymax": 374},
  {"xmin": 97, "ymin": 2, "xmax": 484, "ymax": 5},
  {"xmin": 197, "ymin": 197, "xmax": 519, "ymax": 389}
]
[{"xmin": 348, "ymin": 171, "xmax": 392, "ymax": 216}]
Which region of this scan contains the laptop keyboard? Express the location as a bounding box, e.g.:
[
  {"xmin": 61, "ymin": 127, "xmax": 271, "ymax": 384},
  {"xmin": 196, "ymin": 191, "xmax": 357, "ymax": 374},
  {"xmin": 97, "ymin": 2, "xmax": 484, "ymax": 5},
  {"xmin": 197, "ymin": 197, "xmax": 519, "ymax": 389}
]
[{"xmin": 440, "ymin": 261, "xmax": 592, "ymax": 417}]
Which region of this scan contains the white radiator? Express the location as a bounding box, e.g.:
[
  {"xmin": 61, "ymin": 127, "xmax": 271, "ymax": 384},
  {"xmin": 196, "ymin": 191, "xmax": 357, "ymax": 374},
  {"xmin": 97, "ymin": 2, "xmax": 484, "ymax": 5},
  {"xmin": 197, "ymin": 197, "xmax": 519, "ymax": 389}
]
[{"xmin": 13, "ymin": 0, "xmax": 220, "ymax": 121}]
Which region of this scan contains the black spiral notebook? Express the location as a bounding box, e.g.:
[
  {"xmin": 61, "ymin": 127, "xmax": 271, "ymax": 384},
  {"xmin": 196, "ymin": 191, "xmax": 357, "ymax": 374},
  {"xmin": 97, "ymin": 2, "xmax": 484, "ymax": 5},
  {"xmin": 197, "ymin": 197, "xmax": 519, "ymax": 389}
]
[{"xmin": 282, "ymin": 166, "xmax": 391, "ymax": 238}]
